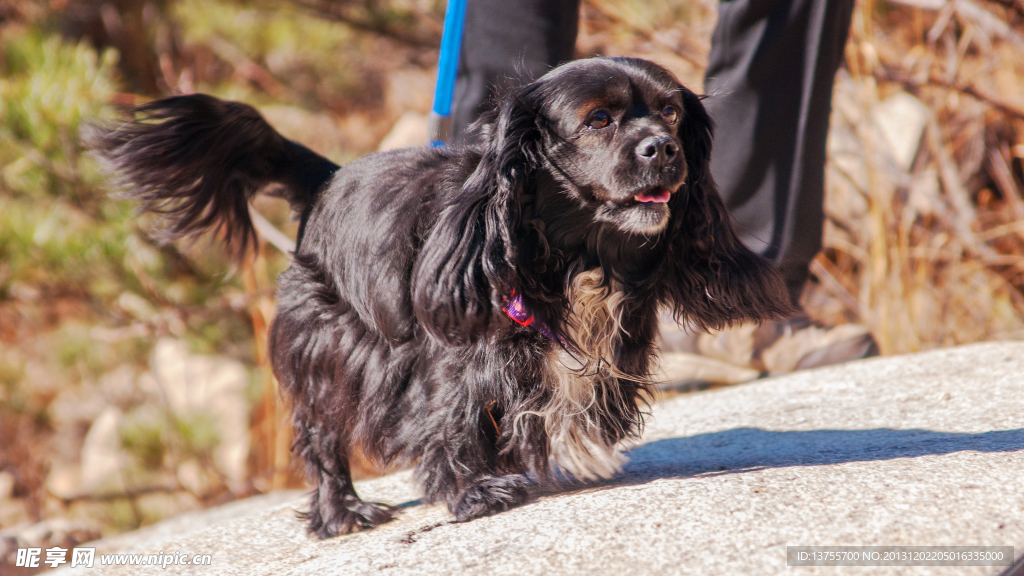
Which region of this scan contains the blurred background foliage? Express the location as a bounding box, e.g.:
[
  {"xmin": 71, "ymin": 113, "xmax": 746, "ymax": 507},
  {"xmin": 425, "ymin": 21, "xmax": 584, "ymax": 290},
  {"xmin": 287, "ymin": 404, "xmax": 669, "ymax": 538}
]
[
  {"xmin": 0, "ymin": 0, "xmax": 1022, "ymax": 561},
  {"xmin": 0, "ymin": 0, "xmax": 448, "ymax": 555}
]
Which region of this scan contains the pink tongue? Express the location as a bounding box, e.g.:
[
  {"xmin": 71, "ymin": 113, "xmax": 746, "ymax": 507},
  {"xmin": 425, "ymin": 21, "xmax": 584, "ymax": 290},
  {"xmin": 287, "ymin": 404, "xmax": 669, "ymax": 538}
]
[{"xmin": 635, "ymin": 189, "xmax": 671, "ymax": 203}]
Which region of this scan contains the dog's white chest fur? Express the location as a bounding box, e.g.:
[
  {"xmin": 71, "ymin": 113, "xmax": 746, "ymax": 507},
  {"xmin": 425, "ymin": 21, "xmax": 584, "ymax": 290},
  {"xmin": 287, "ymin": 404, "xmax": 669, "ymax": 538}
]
[{"xmin": 525, "ymin": 269, "xmax": 633, "ymax": 481}]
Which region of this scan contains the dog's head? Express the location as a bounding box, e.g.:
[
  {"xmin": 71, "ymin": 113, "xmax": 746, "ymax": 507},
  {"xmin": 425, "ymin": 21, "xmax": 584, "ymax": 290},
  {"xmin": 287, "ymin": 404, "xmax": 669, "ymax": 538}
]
[
  {"xmin": 521, "ymin": 58, "xmax": 698, "ymax": 236},
  {"xmin": 413, "ymin": 58, "xmax": 792, "ymax": 344},
  {"xmin": 472, "ymin": 58, "xmax": 713, "ymax": 236}
]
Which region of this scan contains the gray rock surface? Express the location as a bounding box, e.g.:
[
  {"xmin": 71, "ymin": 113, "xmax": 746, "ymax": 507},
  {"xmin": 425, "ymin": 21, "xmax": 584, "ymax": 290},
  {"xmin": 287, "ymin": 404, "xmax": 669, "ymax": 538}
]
[{"xmin": 53, "ymin": 342, "xmax": 1024, "ymax": 575}]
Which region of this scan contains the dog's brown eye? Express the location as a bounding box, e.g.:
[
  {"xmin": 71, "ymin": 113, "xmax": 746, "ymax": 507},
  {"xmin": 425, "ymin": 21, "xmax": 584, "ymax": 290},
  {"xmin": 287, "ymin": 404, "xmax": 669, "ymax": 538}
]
[
  {"xmin": 661, "ymin": 106, "xmax": 679, "ymax": 125},
  {"xmin": 587, "ymin": 110, "xmax": 611, "ymax": 130}
]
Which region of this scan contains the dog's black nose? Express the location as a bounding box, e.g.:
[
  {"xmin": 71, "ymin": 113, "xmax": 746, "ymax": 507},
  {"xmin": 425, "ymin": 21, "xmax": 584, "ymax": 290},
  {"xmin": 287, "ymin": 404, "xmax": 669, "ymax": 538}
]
[{"xmin": 635, "ymin": 135, "xmax": 678, "ymax": 165}]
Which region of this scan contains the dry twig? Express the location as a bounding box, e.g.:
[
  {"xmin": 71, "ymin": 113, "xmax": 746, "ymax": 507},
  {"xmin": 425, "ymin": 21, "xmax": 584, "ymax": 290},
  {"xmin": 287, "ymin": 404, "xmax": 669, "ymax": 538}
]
[{"xmin": 875, "ymin": 67, "xmax": 1024, "ymax": 121}]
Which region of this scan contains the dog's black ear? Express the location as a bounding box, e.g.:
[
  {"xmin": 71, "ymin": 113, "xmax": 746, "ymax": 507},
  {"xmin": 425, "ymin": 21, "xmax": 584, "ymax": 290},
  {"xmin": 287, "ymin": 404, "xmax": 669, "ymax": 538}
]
[
  {"xmin": 411, "ymin": 92, "xmax": 538, "ymax": 345},
  {"xmin": 660, "ymin": 90, "xmax": 794, "ymax": 330}
]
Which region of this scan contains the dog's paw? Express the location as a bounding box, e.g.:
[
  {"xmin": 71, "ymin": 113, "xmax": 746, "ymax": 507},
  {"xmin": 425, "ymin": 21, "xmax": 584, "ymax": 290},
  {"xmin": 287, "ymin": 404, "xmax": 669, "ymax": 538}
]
[
  {"xmin": 304, "ymin": 497, "xmax": 396, "ymax": 539},
  {"xmin": 452, "ymin": 474, "xmax": 532, "ymax": 522}
]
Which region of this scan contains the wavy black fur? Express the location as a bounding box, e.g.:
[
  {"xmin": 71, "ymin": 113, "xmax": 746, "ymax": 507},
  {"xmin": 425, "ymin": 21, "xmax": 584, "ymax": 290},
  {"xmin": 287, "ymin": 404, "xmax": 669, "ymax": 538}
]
[
  {"xmin": 88, "ymin": 94, "xmax": 339, "ymax": 258},
  {"xmin": 92, "ymin": 58, "xmax": 793, "ymax": 538}
]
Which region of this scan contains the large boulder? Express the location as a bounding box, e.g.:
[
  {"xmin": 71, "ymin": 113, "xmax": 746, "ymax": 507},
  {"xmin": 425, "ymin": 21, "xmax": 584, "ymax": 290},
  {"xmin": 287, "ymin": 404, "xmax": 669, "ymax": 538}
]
[{"xmin": 51, "ymin": 342, "xmax": 1024, "ymax": 575}]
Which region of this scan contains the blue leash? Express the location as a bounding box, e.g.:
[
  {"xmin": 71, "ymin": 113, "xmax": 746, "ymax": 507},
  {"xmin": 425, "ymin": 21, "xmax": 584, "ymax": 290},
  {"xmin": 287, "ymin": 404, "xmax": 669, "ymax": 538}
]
[{"xmin": 428, "ymin": 0, "xmax": 468, "ymax": 147}]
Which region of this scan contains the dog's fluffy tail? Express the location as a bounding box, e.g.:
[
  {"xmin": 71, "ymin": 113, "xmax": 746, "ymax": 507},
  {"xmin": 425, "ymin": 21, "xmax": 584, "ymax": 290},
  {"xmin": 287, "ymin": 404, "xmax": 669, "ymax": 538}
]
[{"xmin": 88, "ymin": 94, "xmax": 339, "ymax": 259}]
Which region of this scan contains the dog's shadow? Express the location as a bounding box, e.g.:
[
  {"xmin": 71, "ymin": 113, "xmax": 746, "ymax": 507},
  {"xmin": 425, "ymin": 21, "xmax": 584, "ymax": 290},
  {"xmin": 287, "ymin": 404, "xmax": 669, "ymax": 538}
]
[
  {"xmin": 392, "ymin": 427, "xmax": 1024, "ymax": 513},
  {"xmin": 550, "ymin": 426, "xmax": 1024, "ymax": 495}
]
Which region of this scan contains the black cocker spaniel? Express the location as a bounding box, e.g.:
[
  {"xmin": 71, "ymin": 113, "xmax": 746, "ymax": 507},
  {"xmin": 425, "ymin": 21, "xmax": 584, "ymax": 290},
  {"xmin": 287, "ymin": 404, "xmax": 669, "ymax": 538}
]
[{"xmin": 92, "ymin": 57, "xmax": 792, "ymax": 538}]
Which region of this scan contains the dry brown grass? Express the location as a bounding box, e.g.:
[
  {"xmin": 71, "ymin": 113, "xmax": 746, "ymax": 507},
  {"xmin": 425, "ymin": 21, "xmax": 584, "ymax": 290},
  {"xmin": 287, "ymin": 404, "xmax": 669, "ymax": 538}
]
[{"xmin": 810, "ymin": 0, "xmax": 1024, "ymax": 354}]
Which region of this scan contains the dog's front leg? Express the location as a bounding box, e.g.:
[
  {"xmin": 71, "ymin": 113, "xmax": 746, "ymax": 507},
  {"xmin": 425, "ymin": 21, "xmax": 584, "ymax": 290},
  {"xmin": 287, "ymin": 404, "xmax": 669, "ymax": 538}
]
[
  {"xmin": 417, "ymin": 423, "xmax": 533, "ymax": 522},
  {"xmin": 449, "ymin": 473, "xmax": 533, "ymax": 522},
  {"xmin": 413, "ymin": 356, "xmax": 533, "ymax": 522}
]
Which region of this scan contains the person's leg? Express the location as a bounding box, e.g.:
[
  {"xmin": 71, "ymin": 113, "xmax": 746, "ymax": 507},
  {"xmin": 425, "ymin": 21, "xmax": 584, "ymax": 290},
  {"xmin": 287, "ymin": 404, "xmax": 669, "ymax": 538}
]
[
  {"xmin": 658, "ymin": 0, "xmax": 875, "ymax": 384},
  {"xmin": 450, "ymin": 0, "xmax": 580, "ymax": 143},
  {"xmin": 703, "ymin": 0, "xmax": 855, "ymax": 304}
]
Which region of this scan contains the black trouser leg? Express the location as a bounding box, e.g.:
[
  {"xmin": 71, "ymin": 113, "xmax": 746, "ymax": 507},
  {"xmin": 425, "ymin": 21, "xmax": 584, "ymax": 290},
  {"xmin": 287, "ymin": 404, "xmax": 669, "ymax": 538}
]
[
  {"xmin": 703, "ymin": 0, "xmax": 855, "ymax": 305},
  {"xmin": 450, "ymin": 0, "xmax": 580, "ymax": 144}
]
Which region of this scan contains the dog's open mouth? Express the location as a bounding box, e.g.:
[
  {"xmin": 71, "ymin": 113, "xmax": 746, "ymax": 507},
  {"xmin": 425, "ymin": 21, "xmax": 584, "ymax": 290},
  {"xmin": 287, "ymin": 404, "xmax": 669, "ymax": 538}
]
[{"xmin": 634, "ymin": 188, "xmax": 672, "ymax": 204}]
